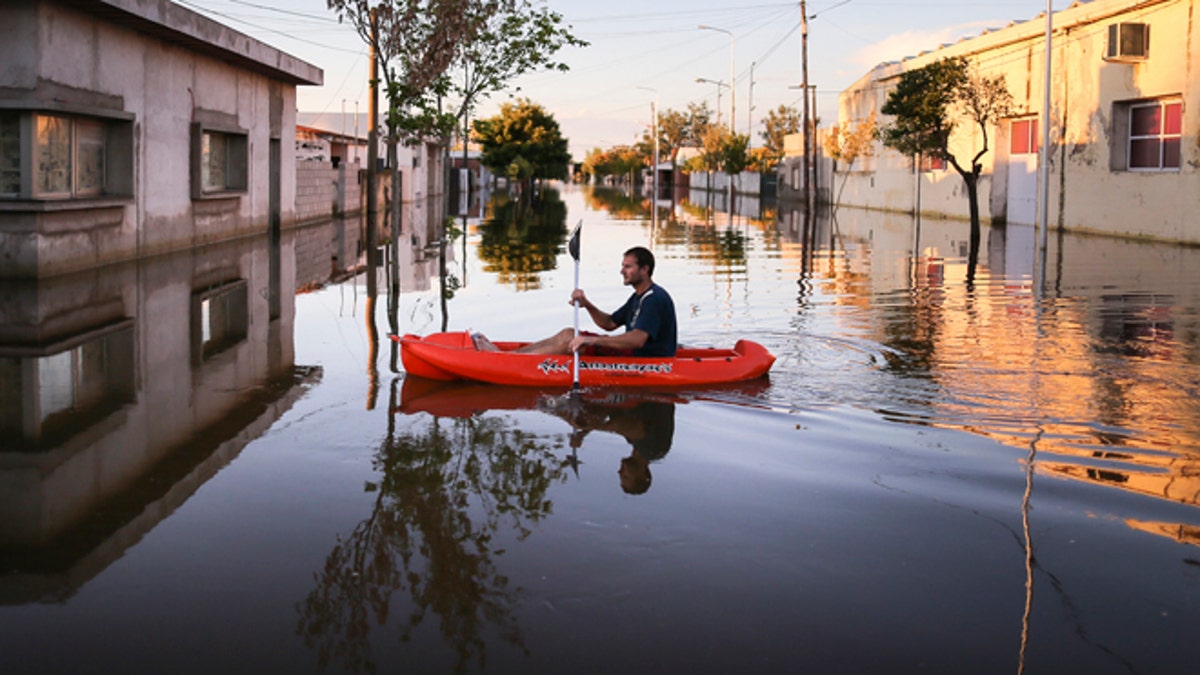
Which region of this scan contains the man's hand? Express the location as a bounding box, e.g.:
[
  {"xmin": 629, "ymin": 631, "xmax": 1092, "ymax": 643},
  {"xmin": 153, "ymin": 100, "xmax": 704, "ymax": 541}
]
[
  {"xmin": 569, "ymin": 334, "xmax": 593, "ymax": 353},
  {"xmin": 569, "ymin": 288, "xmax": 589, "ymax": 308}
]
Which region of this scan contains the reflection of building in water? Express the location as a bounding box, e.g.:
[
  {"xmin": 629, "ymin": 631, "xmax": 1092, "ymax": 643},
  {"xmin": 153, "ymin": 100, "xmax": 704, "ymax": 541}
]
[
  {"xmin": 1042, "ymin": 452, "xmax": 1200, "ymax": 510},
  {"xmin": 791, "ymin": 206, "xmax": 1200, "ymax": 547},
  {"xmin": 0, "ymin": 235, "xmax": 319, "ymax": 604}
]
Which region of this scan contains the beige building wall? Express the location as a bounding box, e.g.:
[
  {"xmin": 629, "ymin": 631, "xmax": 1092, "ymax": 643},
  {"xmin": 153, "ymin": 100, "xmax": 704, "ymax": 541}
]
[{"xmin": 833, "ymin": 0, "xmax": 1198, "ymax": 244}]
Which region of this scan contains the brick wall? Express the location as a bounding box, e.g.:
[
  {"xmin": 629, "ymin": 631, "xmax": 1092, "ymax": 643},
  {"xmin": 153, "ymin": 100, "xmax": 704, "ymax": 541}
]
[{"xmin": 295, "ymin": 161, "xmax": 337, "ymax": 225}]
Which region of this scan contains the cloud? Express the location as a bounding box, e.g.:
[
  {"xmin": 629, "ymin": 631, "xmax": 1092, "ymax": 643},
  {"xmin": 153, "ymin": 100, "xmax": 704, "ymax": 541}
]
[{"xmin": 850, "ymin": 20, "xmax": 1004, "ymax": 70}]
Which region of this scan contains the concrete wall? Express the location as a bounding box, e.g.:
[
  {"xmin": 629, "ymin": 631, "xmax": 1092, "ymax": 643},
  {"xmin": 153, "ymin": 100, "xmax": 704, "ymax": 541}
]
[
  {"xmin": 831, "ymin": 0, "xmax": 1200, "ymax": 244},
  {"xmin": 687, "ymin": 171, "xmax": 767, "ymax": 194},
  {"xmin": 0, "ymin": 0, "xmax": 321, "ymax": 278}
]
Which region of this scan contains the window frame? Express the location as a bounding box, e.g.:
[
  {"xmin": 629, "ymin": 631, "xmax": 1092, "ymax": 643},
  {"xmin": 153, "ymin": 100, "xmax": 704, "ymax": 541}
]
[
  {"xmin": 191, "ymin": 121, "xmax": 249, "ymax": 199},
  {"xmin": 1128, "ymin": 99, "xmax": 1181, "ymax": 172},
  {"xmin": 0, "ymin": 104, "xmax": 134, "ymax": 205},
  {"xmin": 190, "ymin": 279, "xmax": 249, "ymax": 364},
  {"xmin": 1009, "ymin": 117, "xmax": 1040, "ymax": 156}
]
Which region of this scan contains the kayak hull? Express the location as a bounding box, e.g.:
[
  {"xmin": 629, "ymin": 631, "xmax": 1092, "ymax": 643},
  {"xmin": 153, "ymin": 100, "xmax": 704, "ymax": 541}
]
[{"xmin": 392, "ymin": 331, "xmax": 775, "ymax": 387}]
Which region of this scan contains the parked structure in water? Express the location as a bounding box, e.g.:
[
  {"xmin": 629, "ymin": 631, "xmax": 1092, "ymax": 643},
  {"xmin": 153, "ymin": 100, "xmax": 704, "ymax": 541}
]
[
  {"xmin": 821, "ymin": 0, "xmax": 1198, "ymax": 245},
  {"xmin": 0, "ymin": 0, "xmax": 322, "ymax": 279}
]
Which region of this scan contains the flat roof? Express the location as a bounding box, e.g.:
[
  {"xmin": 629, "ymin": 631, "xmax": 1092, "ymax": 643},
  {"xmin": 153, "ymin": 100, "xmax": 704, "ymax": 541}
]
[{"xmin": 60, "ymin": 0, "xmax": 323, "ymax": 86}]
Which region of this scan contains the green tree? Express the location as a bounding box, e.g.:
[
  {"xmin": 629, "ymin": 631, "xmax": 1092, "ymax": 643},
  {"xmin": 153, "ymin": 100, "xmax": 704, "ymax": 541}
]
[
  {"xmin": 448, "ymin": 1, "xmax": 587, "ymax": 170},
  {"xmin": 649, "ymin": 102, "xmax": 712, "ymax": 180},
  {"xmin": 473, "ymin": 99, "xmax": 571, "ymax": 188},
  {"xmin": 581, "ymin": 145, "xmax": 642, "ymax": 184},
  {"xmin": 328, "ymin": 0, "xmax": 486, "ymax": 144},
  {"xmin": 878, "ymin": 56, "xmax": 1013, "ymax": 271},
  {"xmin": 721, "ymin": 133, "xmax": 750, "ymax": 175},
  {"xmin": 760, "ymin": 104, "xmax": 801, "ymax": 165}
]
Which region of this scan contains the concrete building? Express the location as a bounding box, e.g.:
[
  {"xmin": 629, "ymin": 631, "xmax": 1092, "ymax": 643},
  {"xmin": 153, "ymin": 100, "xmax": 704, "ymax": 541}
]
[
  {"xmin": 830, "ymin": 0, "xmax": 1199, "ymax": 245},
  {"xmin": 0, "ymin": 0, "xmax": 322, "ymax": 279}
]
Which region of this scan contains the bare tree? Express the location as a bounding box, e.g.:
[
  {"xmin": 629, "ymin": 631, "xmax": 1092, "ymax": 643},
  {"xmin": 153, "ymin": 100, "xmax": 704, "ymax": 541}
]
[{"xmin": 823, "ymin": 112, "xmax": 877, "ymax": 215}]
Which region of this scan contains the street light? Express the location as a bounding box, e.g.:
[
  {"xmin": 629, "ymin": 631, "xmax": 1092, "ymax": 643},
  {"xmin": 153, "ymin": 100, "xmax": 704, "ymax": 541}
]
[
  {"xmin": 695, "ymin": 77, "xmax": 728, "ymax": 126},
  {"xmin": 699, "ymin": 24, "xmax": 735, "ymax": 134}
]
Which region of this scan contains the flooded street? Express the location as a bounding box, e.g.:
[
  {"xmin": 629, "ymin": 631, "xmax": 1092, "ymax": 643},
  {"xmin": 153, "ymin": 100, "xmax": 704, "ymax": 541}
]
[{"xmin": 3, "ymin": 183, "xmax": 1200, "ymax": 673}]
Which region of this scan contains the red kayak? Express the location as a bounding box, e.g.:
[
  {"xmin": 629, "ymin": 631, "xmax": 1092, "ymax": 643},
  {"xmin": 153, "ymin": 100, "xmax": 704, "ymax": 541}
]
[{"xmin": 392, "ymin": 331, "xmax": 775, "ymax": 387}]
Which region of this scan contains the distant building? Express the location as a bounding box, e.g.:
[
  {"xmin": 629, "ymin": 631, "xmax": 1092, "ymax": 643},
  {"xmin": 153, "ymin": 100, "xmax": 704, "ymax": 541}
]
[
  {"xmin": 296, "ymin": 124, "xmax": 369, "ymax": 168},
  {"xmin": 294, "ymin": 112, "xmax": 449, "ymax": 239},
  {"xmin": 0, "ymin": 0, "xmax": 322, "ymax": 278},
  {"xmin": 832, "ymin": 0, "xmax": 1199, "ymax": 245}
]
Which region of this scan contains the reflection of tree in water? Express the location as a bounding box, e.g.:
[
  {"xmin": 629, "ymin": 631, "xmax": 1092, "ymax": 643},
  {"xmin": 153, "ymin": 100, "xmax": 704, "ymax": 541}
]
[
  {"xmin": 584, "ymin": 187, "xmax": 648, "ymax": 219},
  {"xmin": 477, "ymin": 187, "xmax": 568, "ymax": 290},
  {"xmin": 296, "ymin": 400, "xmax": 569, "ymax": 673}
]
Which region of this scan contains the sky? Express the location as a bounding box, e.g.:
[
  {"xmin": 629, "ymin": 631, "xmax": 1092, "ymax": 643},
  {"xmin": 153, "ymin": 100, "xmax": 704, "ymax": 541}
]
[{"xmin": 179, "ymin": 0, "xmax": 1063, "ymax": 158}]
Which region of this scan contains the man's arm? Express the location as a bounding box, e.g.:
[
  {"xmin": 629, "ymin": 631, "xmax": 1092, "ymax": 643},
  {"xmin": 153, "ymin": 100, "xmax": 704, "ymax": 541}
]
[{"xmin": 572, "ymin": 289, "xmax": 618, "ymax": 331}]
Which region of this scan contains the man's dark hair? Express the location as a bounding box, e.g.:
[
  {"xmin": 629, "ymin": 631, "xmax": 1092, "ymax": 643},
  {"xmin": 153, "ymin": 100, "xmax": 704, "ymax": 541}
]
[{"xmin": 624, "ymin": 246, "xmax": 655, "ymax": 276}]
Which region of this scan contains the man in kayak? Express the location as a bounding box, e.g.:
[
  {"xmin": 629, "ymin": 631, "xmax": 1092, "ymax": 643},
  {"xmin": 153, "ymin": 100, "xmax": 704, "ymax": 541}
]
[{"xmin": 474, "ymin": 246, "xmax": 677, "ymax": 357}]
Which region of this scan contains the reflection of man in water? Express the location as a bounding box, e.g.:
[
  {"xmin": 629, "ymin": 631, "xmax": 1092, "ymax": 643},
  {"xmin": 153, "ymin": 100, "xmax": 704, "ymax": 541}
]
[{"xmin": 558, "ymin": 396, "xmax": 675, "ymax": 495}]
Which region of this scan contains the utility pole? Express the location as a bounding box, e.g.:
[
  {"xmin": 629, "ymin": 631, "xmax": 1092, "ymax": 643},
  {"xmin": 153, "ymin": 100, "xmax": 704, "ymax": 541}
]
[
  {"xmin": 748, "ymin": 61, "xmax": 756, "ymax": 148},
  {"xmin": 365, "ymin": 10, "xmax": 379, "ymax": 301},
  {"xmin": 800, "ymin": 1, "xmax": 812, "ymax": 220},
  {"xmin": 1037, "ymin": 0, "xmax": 1053, "ymax": 292}
]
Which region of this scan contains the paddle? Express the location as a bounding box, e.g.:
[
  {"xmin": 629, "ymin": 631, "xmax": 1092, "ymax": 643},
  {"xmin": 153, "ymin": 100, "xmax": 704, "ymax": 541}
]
[{"xmin": 568, "ymin": 220, "xmax": 582, "ymax": 391}]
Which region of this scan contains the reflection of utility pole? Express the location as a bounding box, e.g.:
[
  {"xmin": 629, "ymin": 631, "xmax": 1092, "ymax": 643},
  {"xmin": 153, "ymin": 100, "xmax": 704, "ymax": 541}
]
[{"xmin": 800, "ymin": 0, "xmax": 812, "ymax": 221}]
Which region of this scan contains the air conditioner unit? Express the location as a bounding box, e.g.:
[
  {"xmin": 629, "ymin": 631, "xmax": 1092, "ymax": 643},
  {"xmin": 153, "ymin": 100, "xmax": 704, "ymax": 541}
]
[{"xmin": 1106, "ymin": 23, "xmax": 1149, "ymax": 62}]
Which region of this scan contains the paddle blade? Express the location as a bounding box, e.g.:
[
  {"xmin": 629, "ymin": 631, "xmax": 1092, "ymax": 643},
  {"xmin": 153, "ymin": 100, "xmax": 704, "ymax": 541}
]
[{"xmin": 567, "ymin": 221, "xmax": 581, "ymax": 261}]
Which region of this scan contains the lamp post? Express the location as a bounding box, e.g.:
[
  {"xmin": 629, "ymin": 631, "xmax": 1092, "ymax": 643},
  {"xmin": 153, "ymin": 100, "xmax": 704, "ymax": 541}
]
[
  {"xmin": 699, "ymin": 24, "xmax": 735, "ymax": 133},
  {"xmin": 695, "ymin": 77, "xmax": 728, "ymax": 126}
]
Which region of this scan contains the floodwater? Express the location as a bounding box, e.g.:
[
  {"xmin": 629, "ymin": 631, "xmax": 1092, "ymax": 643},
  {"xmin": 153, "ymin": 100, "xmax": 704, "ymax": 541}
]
[{"xmin": 3, "ymin": 183, "xmax": 1200, "ymax": 674}]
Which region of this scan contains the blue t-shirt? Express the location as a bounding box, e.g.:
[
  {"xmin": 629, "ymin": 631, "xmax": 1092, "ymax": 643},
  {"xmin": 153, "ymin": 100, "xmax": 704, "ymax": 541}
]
[{"xmin": 610, "ymin": 283, "xmax": 677, "ymax": 357}]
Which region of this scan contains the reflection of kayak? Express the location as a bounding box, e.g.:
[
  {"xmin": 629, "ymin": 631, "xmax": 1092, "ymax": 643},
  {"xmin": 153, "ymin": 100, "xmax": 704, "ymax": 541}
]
[
  {"xmin": 396, "ymin": 374, "xmax": 771, "ymax": 418},
  {"xmin": 391, "ymin": 331, "xmax": 775, "ymax": 387},
  {"xmin": 395, "ymin": 376, "xmax": 558, "ymax": 417}
]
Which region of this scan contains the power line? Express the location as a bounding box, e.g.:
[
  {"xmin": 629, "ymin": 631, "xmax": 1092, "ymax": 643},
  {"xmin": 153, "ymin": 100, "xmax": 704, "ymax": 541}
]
[{"xmin": 178, "ymin": 0, "xmax": 362, "ymax": 54}]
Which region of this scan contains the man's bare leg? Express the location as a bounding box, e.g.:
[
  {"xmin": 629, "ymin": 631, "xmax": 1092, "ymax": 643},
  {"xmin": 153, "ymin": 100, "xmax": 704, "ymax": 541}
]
[
  {"xmin": 473, "ymin": 328, "xmax": 573, "ymax": 354},
  {"xmin": 514, "ymin": 328, "xmax": 574, "ymax": 354}
]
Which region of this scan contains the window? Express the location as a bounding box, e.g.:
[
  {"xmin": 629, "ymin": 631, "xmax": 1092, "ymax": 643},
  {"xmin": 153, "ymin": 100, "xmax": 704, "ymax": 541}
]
[
  {"xmin": 1129, "ymin": 100, "xmax": 1180, "ymax": 170},
  {"xmin": 1, "ymin": 320, "xmax": 135, "ymax": 451},
  {"xmin": 192, "ymin": 123, "xmax": 248, "ymax": 198},
  {"xmin": 1, "ymin": 111, "xmax": 18, "ymax": 195},
  {"xmin": 192, "ymin": 280, "xmax": 249, "ymax": 363},
  {"xmin": 1010, "ymin": 118, "xmax": 1040, "ymax": 155},
  {"xmin": 0, "ymin": 109, "xmax": 132, "ymax": 201},
  {"xmin": 919, "ymin": 154, "xmax": 946, "ymax": 172}
]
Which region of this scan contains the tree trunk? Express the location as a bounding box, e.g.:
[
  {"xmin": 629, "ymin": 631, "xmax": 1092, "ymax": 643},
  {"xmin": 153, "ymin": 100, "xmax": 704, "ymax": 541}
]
[{"xmin": 964, "ymin": 169, "xmax": 981, "ymax": 283}]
